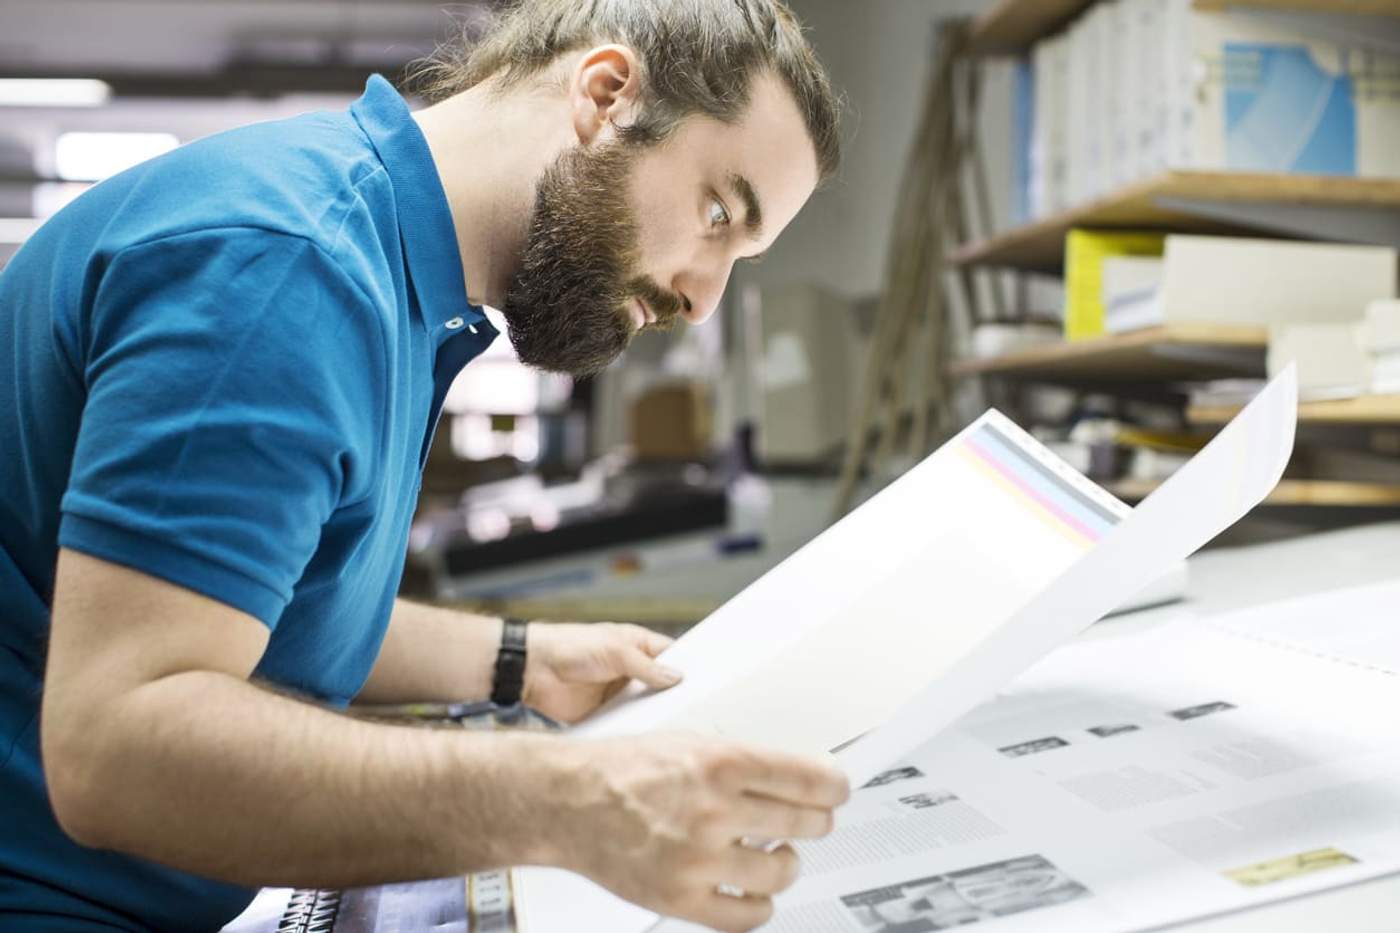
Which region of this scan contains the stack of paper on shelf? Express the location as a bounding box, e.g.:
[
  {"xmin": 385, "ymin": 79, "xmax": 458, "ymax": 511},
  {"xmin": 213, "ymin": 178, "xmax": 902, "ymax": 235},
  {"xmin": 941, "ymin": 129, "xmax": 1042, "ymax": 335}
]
[
  {"xmin": 1103, "ymin": 235, "xmax": 1398, "ymax": 335},
  {"xmin": 1268, "ymin": 323, "xmax": 1372, "ymax": 399},
  {"xmin": 1362, "ymin": 299, "xmax": 1400, "ymax": 394},
  {"xmin": 1101, "ymin": 255, "xmax": 1165, "ymax": 334},
  {"xmin": 1270, "ymin": 300, "xmax": 1400, "ymax": 398},
  {"xmin": 1025, "ymin": 0, "xmax": 1400, "ymax": 220}
]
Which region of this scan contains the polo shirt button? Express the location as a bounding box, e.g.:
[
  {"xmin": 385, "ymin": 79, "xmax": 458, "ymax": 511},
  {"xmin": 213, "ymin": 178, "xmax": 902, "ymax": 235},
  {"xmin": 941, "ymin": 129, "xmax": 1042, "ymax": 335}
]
[{"xmin": 445, "ymin": 316, "xmax": 465, "ymax": 330}]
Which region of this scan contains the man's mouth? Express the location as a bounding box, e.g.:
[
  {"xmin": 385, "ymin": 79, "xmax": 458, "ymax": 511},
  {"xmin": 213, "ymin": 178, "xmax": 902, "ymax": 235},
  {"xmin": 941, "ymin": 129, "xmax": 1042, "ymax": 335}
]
[{"xmin": 630, "ymin": 297, "xmax": 656, "ymax": 331}]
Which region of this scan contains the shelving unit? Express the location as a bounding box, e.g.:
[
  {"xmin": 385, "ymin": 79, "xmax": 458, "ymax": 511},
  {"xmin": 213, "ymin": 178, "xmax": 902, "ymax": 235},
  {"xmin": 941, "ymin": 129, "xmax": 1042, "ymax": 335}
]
[
  {"xmin": 927, "ymin": 0, "xmax": 1400, "ymax": 524},
  {"xmin": 967, "ymin": 0, "xmax": 1400, "ymax": 56},
  {"xmin": 950, "ymin": 171, "xmax": 1400, "ymax": 272},
  {"xmin": 1189, "ymin": 394, "xmax": 1400, "ymax": 425},
  {"xmin": 1109, "ymin": 478, "xmax": 1400, "ymax": 507},
  {"xmin": 951, "ymin": 323, "xmax": 1266, "ymax": 382}
]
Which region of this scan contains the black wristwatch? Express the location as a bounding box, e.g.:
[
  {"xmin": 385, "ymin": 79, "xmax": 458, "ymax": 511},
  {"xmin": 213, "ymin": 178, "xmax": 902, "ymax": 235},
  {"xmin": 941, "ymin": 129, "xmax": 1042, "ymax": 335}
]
[{"xmin": 490, "ymin": 618, "xmax": 529, "ymax": 707}]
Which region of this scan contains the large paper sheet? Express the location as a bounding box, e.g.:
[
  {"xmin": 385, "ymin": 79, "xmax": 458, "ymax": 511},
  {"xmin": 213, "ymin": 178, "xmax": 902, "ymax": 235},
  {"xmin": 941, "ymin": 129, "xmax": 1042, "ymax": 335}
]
[
  {"xmin": 649, "ymin": 580, "xmax": 1400, "ymax": 932},
  {"xmin": 520, "ymin": 368, "xmax": 1296, "ymax": 932},
  {"xmin": 574, "ymin": 411, "xmax": 1134, "ymax": 752},
  {"xmin": 836, "ymin": 366, "xmax": 1297, "ymax": 786}
]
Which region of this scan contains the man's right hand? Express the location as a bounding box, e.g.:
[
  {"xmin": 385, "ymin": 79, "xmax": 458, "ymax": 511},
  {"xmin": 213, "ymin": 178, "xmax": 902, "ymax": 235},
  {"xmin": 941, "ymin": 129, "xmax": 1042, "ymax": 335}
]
[{"xmin": 547, "ymin": 733, "xmax": 850, "ymax": 932}]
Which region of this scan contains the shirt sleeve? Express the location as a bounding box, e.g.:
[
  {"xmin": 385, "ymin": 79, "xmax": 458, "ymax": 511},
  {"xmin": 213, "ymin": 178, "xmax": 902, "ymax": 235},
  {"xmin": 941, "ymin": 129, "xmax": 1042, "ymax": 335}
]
[{"xmin": 58, "ymin": 228, "xmax": 387, "ymax": 629}]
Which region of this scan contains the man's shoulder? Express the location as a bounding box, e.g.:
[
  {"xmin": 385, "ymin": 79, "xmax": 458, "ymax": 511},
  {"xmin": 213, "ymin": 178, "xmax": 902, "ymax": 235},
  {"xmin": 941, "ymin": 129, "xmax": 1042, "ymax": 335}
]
[{"xmin": 98, "ymin": 109, "xmax": 399, "ymax": 290}]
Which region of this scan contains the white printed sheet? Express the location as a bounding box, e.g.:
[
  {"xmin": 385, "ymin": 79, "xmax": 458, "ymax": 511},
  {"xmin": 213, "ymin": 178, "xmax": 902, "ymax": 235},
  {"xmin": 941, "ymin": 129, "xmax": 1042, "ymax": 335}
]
[{"xmin": 700, "ymin": 582, "xmax": 1400, "ymax": 933}]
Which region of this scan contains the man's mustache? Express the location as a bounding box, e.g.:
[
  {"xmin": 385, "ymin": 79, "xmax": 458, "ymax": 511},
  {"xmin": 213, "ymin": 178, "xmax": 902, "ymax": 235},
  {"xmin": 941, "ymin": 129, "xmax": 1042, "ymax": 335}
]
[{"xmin": 629, "ymin": 276, "xmax": 684, "ymax": 330}]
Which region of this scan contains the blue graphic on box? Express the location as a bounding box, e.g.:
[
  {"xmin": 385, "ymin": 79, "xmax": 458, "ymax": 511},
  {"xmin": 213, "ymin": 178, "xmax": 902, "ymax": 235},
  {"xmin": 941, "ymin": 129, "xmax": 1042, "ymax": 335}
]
[{"xmin": 1224, "ymin": 43, "xmax": 1356, "ymax": 175}]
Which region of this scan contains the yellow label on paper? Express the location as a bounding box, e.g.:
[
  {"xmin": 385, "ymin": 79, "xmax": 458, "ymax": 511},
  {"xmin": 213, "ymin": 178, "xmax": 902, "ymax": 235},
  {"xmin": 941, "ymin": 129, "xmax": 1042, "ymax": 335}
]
[{"xmin": 1224, "ymin": 847, "xmax": 1359, "ymax": 887}]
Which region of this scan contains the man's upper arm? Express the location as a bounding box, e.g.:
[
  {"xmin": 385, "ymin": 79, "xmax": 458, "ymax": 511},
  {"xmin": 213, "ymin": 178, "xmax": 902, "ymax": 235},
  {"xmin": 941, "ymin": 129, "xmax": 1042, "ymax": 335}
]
[
  {"xmin": 47, "ymin": 548, "xmax": 269, "ymax": 694},
  {"xmin": 42, "ymin": 549, "xmax": 270, "ymax": 835}
]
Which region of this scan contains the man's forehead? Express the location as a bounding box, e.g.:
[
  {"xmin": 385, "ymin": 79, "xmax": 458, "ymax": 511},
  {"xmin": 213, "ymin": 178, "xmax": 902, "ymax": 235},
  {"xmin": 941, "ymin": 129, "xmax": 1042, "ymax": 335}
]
[
  {"xmin": 670, "ymin": 71, "xmax": 820, "ymax": 243},
  {"xmin": 730, "ymin": 72, "xmax": 820, "ymax": 239}
]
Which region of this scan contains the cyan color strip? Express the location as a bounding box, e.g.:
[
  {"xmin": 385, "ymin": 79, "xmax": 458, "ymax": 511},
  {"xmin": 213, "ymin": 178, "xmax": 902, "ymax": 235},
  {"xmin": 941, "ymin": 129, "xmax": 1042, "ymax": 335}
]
[{"xmin": 972, "ymin": 423, "xmax": 1121, "ymax": 531}]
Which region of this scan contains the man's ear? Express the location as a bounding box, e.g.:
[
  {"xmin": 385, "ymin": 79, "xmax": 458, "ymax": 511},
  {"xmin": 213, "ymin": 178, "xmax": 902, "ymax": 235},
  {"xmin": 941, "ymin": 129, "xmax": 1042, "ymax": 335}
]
[{"xmin": 569, "ymin": 44, "xmax": 642, "ymax": 145}]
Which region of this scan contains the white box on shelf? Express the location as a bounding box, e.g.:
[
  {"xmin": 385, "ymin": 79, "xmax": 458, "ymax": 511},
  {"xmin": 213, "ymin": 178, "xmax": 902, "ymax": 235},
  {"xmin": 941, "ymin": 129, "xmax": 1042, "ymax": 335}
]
[
  {"xmin": 1134, "ymin": 0, "xmax": 1167, "ymax": 180},
  {"xmin": 1030, "ymin": 33, "xmax": 1071, "ymax": 219},
  {"xmin": 1162, "ymin": 0, "xmax": 1196, "ymax": 170},
  {"xmin": 1065, "ymin": 13, "xmax": 1093, "ymax": 207},
  {"xmin": 1361, "ymin": 298, "xmax": 1400, "ymax": 353},
  {"xmin": 1372, "ymin": 351, "xmax": 1400, "ymax": 394},
  {"xmin": 1104, "ymin": 235, "xmax": 1397, "ymax": 334},
  {"xmin": 1101, "ymin": 0, "xmax": 1127, "ymax": 192},
  {"xmin": 1084, "ymin": 3, "xmax": 1113, "ymax": 201},
  {"xmin": 1268, "ymin": 322, "xmax": 1371, "ymax": 398}
]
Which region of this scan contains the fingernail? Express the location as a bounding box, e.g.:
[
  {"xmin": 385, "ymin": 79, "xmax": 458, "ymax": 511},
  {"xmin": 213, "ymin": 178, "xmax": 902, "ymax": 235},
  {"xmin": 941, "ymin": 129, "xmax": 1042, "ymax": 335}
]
[{"xmin": 661, "ymin": 666, "xmax": 683, "ymax": 685}]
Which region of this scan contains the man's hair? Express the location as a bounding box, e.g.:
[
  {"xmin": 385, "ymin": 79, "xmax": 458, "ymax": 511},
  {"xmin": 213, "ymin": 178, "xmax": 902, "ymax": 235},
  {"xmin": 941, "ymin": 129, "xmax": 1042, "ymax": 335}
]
[{"xmin": 410, "ymin": 0, "xmax": 840, "ymax": 182}]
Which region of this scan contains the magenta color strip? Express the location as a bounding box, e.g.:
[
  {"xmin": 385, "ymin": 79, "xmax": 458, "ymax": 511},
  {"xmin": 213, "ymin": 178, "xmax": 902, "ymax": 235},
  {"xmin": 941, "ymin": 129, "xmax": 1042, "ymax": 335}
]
[{"xmin": 963, "ymin": 436, "xmax": 1101, "ymax": 544}]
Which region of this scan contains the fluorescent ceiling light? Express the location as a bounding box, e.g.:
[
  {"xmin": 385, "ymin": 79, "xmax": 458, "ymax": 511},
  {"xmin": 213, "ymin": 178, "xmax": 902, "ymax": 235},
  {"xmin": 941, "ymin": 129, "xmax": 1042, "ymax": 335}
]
[
  {"xmin": 55, "ymin": 132, "xmax": 179, "ymax": 182},
  {"xmin": 0, "ymin": 78, "xmax": 112, "ymax": 107},
  {"xmin": 0, "ymin": 218, "xmax": 42, "ymax": 244}
]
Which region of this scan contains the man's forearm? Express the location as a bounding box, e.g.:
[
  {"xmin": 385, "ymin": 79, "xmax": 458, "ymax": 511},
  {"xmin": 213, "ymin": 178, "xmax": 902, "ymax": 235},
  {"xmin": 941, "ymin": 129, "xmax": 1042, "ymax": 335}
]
[
  {"xmin": 356, "ymin": 599, "xmax": 502, "ymax": 705},
  {"xmin": 56, "ymin": 668, "xmax": 569, "ymax": 889}
]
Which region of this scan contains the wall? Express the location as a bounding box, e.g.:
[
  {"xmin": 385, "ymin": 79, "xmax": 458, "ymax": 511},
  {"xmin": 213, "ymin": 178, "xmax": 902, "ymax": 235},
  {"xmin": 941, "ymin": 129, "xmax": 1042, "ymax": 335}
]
[{"xmin": 735, "ymin": 0, "xmax": 1013, "ymax": 301}]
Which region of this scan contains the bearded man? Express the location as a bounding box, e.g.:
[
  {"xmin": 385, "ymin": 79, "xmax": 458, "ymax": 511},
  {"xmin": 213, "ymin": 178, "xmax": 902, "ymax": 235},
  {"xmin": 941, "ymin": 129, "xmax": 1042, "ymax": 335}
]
[{"xmin": 0, "ymin": 1, "xmax": 849, "ymax": 931}]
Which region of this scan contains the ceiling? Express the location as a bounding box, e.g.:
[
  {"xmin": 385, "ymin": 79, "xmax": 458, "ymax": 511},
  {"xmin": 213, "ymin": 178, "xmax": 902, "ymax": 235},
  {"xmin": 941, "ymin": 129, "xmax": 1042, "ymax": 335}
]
[
  {"xmin": 0, "ymin": 0, "xmax": 495, "ymax": 209},
  {"xmin": 0, "ymin": 1, "xmax": 493, "ymax": 90}
]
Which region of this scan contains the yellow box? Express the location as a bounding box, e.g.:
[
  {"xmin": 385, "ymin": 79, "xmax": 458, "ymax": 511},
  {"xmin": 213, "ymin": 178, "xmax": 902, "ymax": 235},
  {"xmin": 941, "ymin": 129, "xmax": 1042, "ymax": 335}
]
[{"xmin": 1064, "ymin": 229, "xmax": 1167, "ymax": 341}]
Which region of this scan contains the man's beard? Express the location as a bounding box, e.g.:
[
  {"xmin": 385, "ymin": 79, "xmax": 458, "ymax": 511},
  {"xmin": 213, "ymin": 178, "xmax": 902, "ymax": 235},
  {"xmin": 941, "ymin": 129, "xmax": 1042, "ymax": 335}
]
[{"xmin": 500, "ymin": 141, "xmax": 681, "ymax": 378}]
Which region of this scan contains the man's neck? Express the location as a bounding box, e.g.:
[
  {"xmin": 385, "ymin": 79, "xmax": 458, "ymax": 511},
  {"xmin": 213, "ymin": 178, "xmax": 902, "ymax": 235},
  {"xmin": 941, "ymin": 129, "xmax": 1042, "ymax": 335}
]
[{"xmin": 412, "ymin": 83, "xmax": 572, "ymax": 309}]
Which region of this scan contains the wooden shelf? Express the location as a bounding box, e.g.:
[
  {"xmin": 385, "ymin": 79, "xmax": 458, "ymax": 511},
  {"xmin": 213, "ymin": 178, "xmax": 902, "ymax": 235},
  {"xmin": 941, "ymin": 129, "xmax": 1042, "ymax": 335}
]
[
  {"xmin": 966, "ymin": 0, "xmax": 1091, "ymax": 56},
  {"xmin": 1110, "ymin": 478, "xmax": 1400, "ymax": 507},
  {"xmin": 1190, "ymin": 394, "xmax": 1400, "ymax": 425},
  {"xmin": 1193, "ymin": 0, "xmax": 1400, "ymax": 15},
  {"xmin": 951, "ymin": 323, "xmax": 1266, "ymax": 382},
  {"xmin": 950, "ymin": 171, "xmax": 1400, "ymax": 272},
  {"xmin": 967, "ymin": 0, "xmax": 1400, "ymax": 56}
]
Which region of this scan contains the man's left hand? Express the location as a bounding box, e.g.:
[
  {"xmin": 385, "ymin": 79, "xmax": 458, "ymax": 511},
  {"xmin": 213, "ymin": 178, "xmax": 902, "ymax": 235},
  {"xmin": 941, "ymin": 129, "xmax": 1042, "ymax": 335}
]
[{"xmin": 523, "ymin": 622, "xmax": 682, "ymax": 723}]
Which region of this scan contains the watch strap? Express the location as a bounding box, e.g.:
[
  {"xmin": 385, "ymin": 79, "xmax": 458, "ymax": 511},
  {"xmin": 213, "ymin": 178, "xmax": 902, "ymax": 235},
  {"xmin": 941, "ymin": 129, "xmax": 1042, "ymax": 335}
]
[{"xmin": 490, "ymin": 618, "xmax": 529, "ymax": 707}]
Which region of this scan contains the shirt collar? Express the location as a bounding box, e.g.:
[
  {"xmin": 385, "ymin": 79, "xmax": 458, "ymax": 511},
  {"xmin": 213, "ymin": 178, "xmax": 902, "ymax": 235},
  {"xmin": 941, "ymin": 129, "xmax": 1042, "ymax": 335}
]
[{"xmin": 350, "ymin": 74, "xmax": 487, "ymax": 330}]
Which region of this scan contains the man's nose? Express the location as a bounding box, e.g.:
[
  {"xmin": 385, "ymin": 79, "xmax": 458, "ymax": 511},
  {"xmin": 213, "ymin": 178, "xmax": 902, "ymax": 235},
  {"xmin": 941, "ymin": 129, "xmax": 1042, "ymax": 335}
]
[{"xmin": 674, "ymin": 261, "xmax": 734, "ymax": 326}]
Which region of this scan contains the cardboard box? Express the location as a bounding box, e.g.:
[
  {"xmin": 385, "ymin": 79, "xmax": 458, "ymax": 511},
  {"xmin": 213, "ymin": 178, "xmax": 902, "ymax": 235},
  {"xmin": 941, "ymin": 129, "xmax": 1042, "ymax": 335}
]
[{"xmin": 630, "ymin": 383, "xmax": 712, "ymax": 462}]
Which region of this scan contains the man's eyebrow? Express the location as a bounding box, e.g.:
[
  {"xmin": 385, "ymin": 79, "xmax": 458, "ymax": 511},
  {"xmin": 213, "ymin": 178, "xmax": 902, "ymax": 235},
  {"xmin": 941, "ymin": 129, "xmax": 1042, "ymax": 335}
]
[{"xmin": 727, "ymin": 172, "xmax": 764, "ymax": 239}]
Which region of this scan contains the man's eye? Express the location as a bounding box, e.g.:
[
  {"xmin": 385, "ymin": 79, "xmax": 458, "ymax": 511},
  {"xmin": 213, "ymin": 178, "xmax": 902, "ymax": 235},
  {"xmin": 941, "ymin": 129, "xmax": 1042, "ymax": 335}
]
[{"xmin": 708, "ymin": 198, "xmax": 731, "ymax": 228}]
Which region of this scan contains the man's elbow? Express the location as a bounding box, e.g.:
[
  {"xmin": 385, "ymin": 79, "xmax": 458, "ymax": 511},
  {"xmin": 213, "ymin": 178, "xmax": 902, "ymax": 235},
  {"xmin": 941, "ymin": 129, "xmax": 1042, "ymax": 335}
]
[{"xmin": 41, "ymin": 709, "xmax": 120, "ymax": 849}]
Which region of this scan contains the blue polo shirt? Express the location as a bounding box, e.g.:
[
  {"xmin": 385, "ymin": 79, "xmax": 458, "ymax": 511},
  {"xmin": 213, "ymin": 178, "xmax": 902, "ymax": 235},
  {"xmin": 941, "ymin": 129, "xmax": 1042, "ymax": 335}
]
[{"xmin": 0, "ymin": 76, "xmax": 497, "ymax": 930}]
